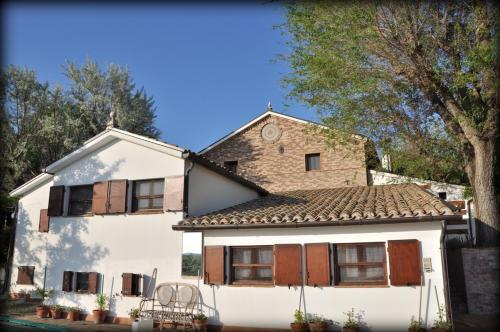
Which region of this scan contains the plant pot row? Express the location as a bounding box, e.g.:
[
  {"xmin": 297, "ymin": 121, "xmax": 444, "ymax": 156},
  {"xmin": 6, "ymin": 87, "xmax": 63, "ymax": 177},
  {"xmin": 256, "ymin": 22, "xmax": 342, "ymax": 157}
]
[{"xmin": 35, "ymin": 305, "xmax": 81, "ymax": 321}]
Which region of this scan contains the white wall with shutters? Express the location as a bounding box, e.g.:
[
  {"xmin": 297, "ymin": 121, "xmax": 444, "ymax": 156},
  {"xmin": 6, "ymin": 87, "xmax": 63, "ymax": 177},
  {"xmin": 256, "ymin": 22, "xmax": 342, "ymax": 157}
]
[
  {"xmin": 9, "ymin": 136, "xmax": 262, "ymax": 321},
  {"xmin": 201, "ymin": 222, "xmax": 446, "ymax": 331}
]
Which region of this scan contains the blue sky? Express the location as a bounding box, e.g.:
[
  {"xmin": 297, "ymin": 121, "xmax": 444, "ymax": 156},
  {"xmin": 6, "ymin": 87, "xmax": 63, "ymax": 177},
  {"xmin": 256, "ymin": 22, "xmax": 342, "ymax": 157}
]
[{"xmin": 4, "ymin": 3, "xmax": 317, "ymax": 151}]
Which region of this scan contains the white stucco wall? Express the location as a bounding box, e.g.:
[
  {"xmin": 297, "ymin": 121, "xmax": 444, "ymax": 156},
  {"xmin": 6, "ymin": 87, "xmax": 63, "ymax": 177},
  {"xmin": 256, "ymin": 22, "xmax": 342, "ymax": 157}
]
[
  {"xmin": 369, "ymin": 170, "xmax": 467, "ymax": 201},
  {"xmin": 9, "ymin": 138, "xmax": 259, "ymax": 319},
  {"xmin": 187, "ymin": 163, "xmax": 259, "ymax": 217},
  {"xmin": 200, "ymin": 222, "xmax": 447, "ymax": 331}
]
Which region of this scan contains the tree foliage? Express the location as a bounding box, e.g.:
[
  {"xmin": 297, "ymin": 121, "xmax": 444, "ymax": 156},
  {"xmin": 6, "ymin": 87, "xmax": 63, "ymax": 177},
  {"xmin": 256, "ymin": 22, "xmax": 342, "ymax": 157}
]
[{"xmin": 282, "ymin": 0, "xmax": 499, "ymax": 244}]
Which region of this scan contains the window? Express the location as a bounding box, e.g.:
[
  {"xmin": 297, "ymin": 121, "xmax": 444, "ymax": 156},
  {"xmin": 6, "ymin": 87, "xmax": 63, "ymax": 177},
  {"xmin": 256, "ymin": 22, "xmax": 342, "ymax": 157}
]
[
  {"xmin": 182, "ymin": 232, "xmax": 202, "ymax": 277},
  {"xmin": 335, "ymin": 243, "xmax": 387, "ymax": 285},
  {"xmin": 132, "ymin": 179, "xmax": 164, "ymax": 212},
  {"xmin": 17, "ymin": 266, "xmax": 35, "ymax": 285},
  {"xmin": 75, "ymin": 272, "xmax": 89, "ymax": 292},
  {"xmin": 69, "ymin": 185, "xmax": 93, "ymax": 215},
  {"xmin": 231, "ymin": 246, "xmax": 273, "ymax": 285},
  {"xmin": 305, "ymin": 153, "xmax": 320, "ymax": 171},
  {"xmin": 438, "ymin": 192, "xmax": 447, "ymax": 200},
  {"xmin": 223, "ymin": 160, "xmax": 238, "ymax": 173}
]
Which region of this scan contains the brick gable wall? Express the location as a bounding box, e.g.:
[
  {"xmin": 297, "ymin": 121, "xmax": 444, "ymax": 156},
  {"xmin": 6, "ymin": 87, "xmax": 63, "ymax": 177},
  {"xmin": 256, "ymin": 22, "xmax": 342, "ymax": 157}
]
[{"xmin": 202, "ymin": 114, "xmax": 368, "ymax": 192}]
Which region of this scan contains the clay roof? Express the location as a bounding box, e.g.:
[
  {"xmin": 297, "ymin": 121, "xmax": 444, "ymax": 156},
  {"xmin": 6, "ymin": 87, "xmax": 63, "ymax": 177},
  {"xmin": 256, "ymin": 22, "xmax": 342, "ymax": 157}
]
[{"xmin": 173, "ymin": 184, "xmax": 461, "ymax": 230}]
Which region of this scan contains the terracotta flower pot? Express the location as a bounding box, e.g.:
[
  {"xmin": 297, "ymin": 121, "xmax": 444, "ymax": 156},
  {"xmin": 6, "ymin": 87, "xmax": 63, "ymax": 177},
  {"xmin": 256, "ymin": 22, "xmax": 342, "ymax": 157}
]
[
  {"xmin": 342, "ymin": 327, "xmax": 360, "ymax": 332},
  {"xmin": 291, "ymin": 322, "xmax": 309, "ymax": 332},
  {"xmin": 193, "ymin": 318, "xmax": 208, "ymax": 332},
  {"xmin": 409, "ymin": 328, "xmax": 426, "ymax": 332},
  {"xmin": 35, "ymin": 305, "xmax": 49, "ymax": 318},
  {"xmin": 92, "ymin": 309, "xmax": 108, "ymax": 324},
  {"xmin": 309, "ymin": 322, "xmax": 328, "ymax": 332},
  {"xmin": 431, "ymin": 328, "xmax": 451, "ymax": 332},
  {"xmin": 68, "ymin": 311, "xmax": 80, "ymax": 321},
  {"xmin": 50, "ymin": 309, "xmax": 62, "ymax": 319}
]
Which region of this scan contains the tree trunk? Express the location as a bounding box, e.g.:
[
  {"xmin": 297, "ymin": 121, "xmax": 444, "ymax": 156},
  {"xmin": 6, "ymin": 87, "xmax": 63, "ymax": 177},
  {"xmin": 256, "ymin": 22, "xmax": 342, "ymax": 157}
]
[{"xmin": 470, "ymin": 137, "xmax": 500, "ymax": 246}]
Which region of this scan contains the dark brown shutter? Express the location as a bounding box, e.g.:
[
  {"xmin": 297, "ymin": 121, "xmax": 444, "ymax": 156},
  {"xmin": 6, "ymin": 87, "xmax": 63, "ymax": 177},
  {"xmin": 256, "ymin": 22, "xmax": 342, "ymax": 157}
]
[
  {"xmin": 62, "ymin": 271, "xmax": 73, "ymax": 292},
  {"xmin": 204, "ymin": 246, "xmax": 225, "ymax": 285},
  {"xmin": 17, "ymin": 266, "xmax": 34, "ymax": 285},
  {"xmin": 165, "ymin": 176, "xmax": 184, "ymax": 211},
  {"xmin": 332, "ymin": 244, "xmax": 340, "ymax": 285},
  {"xmin": 388, "ymin": 240, "xmax": 422, "ymax": 286},
  {"xmin": 122, "ymin": 273, "xmax": 133, "ymax": 295},
  {"xmin": 39, "ymin": 209, "xmax": 50, "ymax": 232},
  {"xmin": 88, "ymin": 272, "xmax": 99, "ymax": 294},
  {"xmin": 92, "ymin": 181, "xmax": 109, "ymax": 214},
  {"xmin": 48, "ymin": 186, "xmax": 65, "ymax": 216},
  {"xmin": 274, "ymin": 244, "xmax": 302, "ymax": 286},
  {"xmin": 108, "ymin": 180, "xmax": 127, "ymax": 213},
  {"xmin": 305, "ymin": 243, "xmax": 331, "ymax": 287}
]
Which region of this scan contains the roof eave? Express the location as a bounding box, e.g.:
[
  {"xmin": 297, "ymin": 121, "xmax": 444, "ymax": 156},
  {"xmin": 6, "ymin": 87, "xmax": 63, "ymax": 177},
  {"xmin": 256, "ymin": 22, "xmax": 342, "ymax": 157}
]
[{"xmin": 172, "ymin": 214, "xmax": 463, "ymax": 231}]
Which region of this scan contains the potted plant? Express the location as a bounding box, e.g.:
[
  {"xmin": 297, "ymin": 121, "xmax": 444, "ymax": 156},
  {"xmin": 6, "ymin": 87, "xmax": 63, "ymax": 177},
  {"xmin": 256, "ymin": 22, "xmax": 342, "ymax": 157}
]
[
  {"xmin": 34, "ymin": 287, "xmax": 53, "ymax": 318},
  {"xmin": 92, "ymin": 294, "xmax": 109, "ymax": 324},
  {"xmin": 128, "ymin": 308, "xmax": 140, "ymax": 321},
  {"xmin": 192, "ymin": 312, "xmax": 208, "ymax": 332},
  {"xmin": 50, "ymin": 305, "xmax": 63, "ymax": 319},
  {"xmin": 409, "ymin": 316, "xmax": 426, "ymax": 332},
  {"xmin": 309, "ymin": 314, "xmax": 328, "ymax": 332},
  {"xmin": 67, "ymin": 307, "xmax": 81, "ymax": 321},
  {"xmin": 291, "ymin": 309, "xmax": 309, "ymax": 332},
  {"xmin": 342, "ymin": 308, "xmax": 359, "ymax": 332},
  {"xmin": 431, "ymin": 306, "xmax": 451, "ymax": 332}
]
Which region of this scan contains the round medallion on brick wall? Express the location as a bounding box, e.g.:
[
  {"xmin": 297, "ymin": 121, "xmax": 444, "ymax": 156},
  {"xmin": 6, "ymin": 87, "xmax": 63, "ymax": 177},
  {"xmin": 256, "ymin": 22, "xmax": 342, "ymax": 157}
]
[{"xmin": 261, "ymin": 123, "xmax": 282, "ymax": 143}]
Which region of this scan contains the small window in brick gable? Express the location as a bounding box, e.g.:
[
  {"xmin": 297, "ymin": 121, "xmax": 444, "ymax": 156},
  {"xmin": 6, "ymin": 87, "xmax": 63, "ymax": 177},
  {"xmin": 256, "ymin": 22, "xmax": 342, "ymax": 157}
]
[
  {"xmin": 224, "ymin": 161, "xmax": 238, "ymax": 173},
  {"xmin": 305, "ymin": 153, "xmax": 320, "ymax": 171}
]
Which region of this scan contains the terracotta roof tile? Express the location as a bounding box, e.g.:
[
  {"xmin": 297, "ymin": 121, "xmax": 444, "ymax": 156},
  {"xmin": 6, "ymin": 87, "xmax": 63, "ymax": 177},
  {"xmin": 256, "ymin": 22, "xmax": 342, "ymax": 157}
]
[{"xmin": 175, "ymin": 184, "xmax": 460, "ymax": 230}]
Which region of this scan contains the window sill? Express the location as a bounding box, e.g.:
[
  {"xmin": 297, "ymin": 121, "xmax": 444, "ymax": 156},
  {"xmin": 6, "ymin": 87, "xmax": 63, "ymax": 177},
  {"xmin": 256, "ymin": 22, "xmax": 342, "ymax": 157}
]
[
  {"xmin": 66, "ymin": 213, "xmax": 94, "ymax": 217},
  {"xmin": 128, "ymin": 210, "xmax": 164, "ymax": 215},
  {"xmin": 335, "ymin": 284, "xmax": 389, "ymax": 288}
]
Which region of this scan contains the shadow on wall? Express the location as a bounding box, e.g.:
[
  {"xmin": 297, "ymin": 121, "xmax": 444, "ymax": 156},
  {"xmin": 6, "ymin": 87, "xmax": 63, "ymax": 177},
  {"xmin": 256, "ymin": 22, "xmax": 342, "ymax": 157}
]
[{"xmin": 12, "ymin": 155, "xmax": 123, "ymax": 304}]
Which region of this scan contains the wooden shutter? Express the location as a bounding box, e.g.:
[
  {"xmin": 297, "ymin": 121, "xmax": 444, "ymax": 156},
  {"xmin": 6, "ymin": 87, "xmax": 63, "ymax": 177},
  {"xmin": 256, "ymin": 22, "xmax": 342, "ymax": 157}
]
[
  {"xmin": 39, "ymin": 209, "xmax": 50, "ymax": 232},
  {"xmin": 388, "ymin": 240, "xmax": 422, "ymax": 286},
  {"xmin": 204, "ymin": 246, "xmax": 225, "ymax": 285},
  {"xmin": 274, "ymin": 244, "xmax": 302, "ymax": 286},
  {"xmin": 48, "ymin": 186, "xmax": 65, "ymax": 216},
  {"xmin": 305, "ymin": 243, "xmax": 331, "ymax": 287},
  {"xmin": 165, "ymin": 176, "xmax": 184, "ymax": 211},
  {"xmin": 17, "ymin": 266, "xmax": 34, "ymax": 285},
  {"xmin": 122, "ymin": 273, "xmax": 141, "ymax": 296},
  {"xmin": 92, "ymin": 181, "xmax": 109, "ymax": 214},
  {"xmin": 108, "ymin": 180, "xmax": 127, "ymax": 213},
  {"xmin": 62, "ymin": 271, "xmax": 73, "ymax": 292},
  {"xmin": 88, "ymin": 272, "xmax": 99, "ymax": 294}
]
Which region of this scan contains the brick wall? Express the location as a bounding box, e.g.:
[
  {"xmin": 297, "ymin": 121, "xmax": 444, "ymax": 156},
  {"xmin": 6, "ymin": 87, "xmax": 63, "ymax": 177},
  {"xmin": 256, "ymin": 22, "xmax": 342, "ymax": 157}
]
[
  {"xmin": 203, "ymin": 114, "xmax": 368, "ymax": 192},
  {"xmin": 461, "ymin": 247, "xmax": 500, "ymax": 314}
]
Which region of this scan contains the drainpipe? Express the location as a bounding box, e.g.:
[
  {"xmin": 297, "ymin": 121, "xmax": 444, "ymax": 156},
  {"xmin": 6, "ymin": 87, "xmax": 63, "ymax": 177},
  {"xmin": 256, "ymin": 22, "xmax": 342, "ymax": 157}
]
[
  {"xmin": 183, "ymin": 159, "xmax": 195, "ymax": 217},
  {"xmin": 440, "ymin": 220, "xmax": 453, "ymax": 330}
]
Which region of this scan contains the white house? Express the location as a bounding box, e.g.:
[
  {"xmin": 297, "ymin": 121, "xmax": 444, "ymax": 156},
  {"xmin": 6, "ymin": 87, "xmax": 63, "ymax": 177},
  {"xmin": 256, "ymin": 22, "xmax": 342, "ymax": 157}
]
[{"xmin": 8, "ymin": 119, "xmax": 463, "ymax": 331}]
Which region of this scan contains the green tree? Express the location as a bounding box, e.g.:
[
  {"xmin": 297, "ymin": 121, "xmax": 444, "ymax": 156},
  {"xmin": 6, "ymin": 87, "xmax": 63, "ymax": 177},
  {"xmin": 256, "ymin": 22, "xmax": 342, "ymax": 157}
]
[{"xmin": 282, "ymin": 1, "xmax": 499, "ymax": 245}]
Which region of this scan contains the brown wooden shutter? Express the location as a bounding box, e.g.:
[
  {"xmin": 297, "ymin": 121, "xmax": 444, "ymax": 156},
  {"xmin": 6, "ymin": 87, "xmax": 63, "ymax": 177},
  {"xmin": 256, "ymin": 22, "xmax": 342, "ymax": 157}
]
[
  {"xmin": 48, "ymin": 186, "xmax": 65, "ymax": 216},
  {"xmin": 17, "ymin": 266, "xmax": 34, "ymax": 285},
  {"xmin": 204, "ymin": 246, "xmax": 225, "ymax": 285},
  {"xmin": 62, "ymin": 271, "xmax": 73, "ymax": 292},
  {"xmin": 108, "ymin": 180, "xmax": 127, "ymax": 213},
  {"xmin": 39, "ymin": 209, "xmax": 50, "ymax": 232},
  {"xmin": 274, "ymin": 244, "xmax": 302, "ymax": 286},
  {"xmin": 88, "ymin": 272, "xmax": 99, "ymax": 294},
  {"xmin": 388, "ymin": 240, "xmax": 422, "ymax": 286},
  {"xmin": 165, "ymin": 176, "xmax": 184, "ymax": 211},
  {"xmin": 332, "ymin": 244, "xmax": 341, "ymax": 285},
  {"xmin": 305, "ymin": 243, "xmax": 331, "ymax": 287},
  {"xmin": 92, "ymin": 181, "xmax": 109, "ymax": 214},
  {"xmin": 122, "ymin": 273, "xmax": 133, "ymax": 295}
]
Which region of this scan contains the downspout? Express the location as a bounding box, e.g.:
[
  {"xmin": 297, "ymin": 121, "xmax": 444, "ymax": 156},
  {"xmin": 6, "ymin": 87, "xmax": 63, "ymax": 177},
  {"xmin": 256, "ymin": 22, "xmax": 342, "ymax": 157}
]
[
  {"xmin": 183, "ymin": 159, "xmax": 195, "ymax": 217},
  {"xmin": 440, "ymin": 220, "xmax": 453, "ymax": 330}
]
